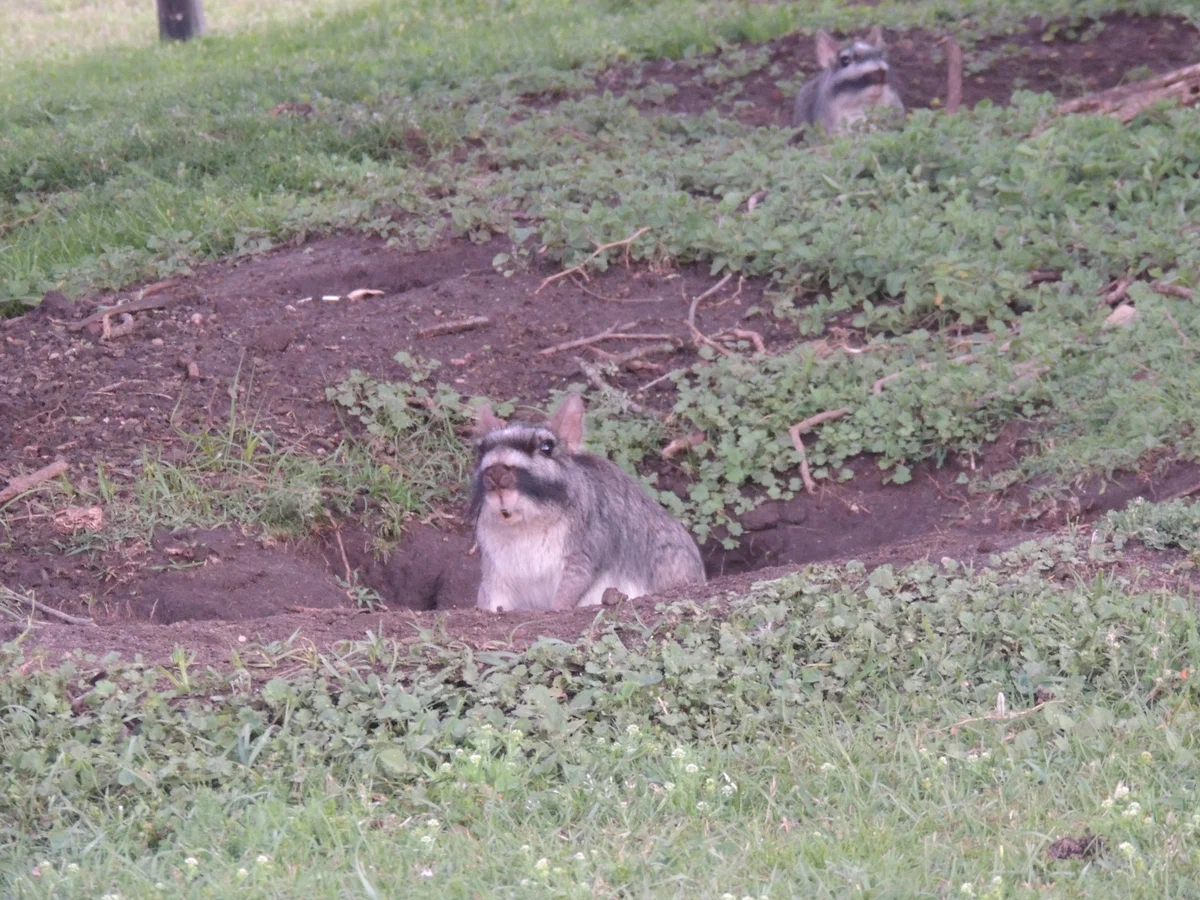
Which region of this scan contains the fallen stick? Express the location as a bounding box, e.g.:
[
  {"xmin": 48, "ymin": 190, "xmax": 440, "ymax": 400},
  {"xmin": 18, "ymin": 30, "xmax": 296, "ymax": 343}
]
[
  {"xmin": 661, "ymin": 431, "xmax": 706, "ymax": 461},
  {"xmin": 1150, "ymin": 281, "xmax": 1194, "ymax": 300},
  {"xmin": 587, "ymin": 340, "xmax": 681, "ymax": 365},
  {"xmin": 66, "ymin": 295, "xmax": 175, "ymax": 332},
  {"xmin": 535, "ymin": 227, "xmax": 652, "ymax": 294},
  {"xmin": 686, "ymin": 274, "xmax": 735, "ymax": 357},
  {"xmin": 0, "ymin": 458, "xmax": 69, "ymax": 506},
  {"xmin": 942, "ymin": 36, "xmax": 963, "ymax": 115},
  {"xmin": 577, "ymin": 358, "xmax": 656, "ymax": 418},
  {"xmin": 417, "ymin": 315, "xmax": 490, "ymax": 338},
  {"xmin": 539, "ymin": 322, "xmax": 676, "ymax": 357},
  {"xmin": 788, "ymin": 408, "xmax": 851, "ymax": 494},
  {"xmin": 1049, "ymin": 61, "xmax": 1200, "ymax": 125},
  {"xmin": 720, "ymin": 327, "xmax": 767, "ymax": 354},
  {"xmin": 1027, "ymin": 269, "xmax": 1062, "ymax": 286},
  {"xmin": 1, "ymin": 589, "xmax": 96, "ymax": 626},
  {"xmin": 1099, "ymin": 277, "xmax": 1132, "ymax": 306}
]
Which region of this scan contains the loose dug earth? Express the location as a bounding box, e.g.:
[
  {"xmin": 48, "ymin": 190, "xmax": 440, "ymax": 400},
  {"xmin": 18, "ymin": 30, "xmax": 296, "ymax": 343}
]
[{"xmin": 3, "ymin": 13, "xmax": 1200, "ymax": 668}]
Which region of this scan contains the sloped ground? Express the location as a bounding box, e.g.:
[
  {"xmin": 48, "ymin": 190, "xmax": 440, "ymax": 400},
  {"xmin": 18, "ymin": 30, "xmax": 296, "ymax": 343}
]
[{"xmin": 2, "ymin": 11, "xmax": 1199, "ymax": 667}]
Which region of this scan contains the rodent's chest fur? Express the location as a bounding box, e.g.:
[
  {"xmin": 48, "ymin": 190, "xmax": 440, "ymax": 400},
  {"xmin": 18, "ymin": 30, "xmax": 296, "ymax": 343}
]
[{"xmin": 478, "ymin": 516, "xmax": 571, "ymax": 610}]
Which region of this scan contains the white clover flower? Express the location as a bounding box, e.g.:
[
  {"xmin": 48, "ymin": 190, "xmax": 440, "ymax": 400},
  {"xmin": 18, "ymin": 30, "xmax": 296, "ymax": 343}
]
[
  {"xmin": 426, "ymin": 819, "xmax": 440, "ymax": 830},
  {"xmin": 573, "ymin": 852, "xmax": 586, "ymax": 861},
  {"xmin": 967, "ymin": 753, "xmax": 979, "ymax": 764},
  {"xmin": 469, "ymin": 754, "xmax": 482, "ymax": 765},
  {"xmin": 1123, "ymin": 802, "xmax": 1142, "ymax": 818},
  {"xmin": 480, "ymin": 723, "xmax": 494, "ymax": 732},
  {"xmin": 685, "ymin": 763, "xmax": 699, "ymax": 774},
  {"xmin": 534, "ymin": 858, "xmax": 549, "ymax": 872},
  {"xmin": 520, "ymin": 845, "xmax": 531, "ymax": 854},
  {"xmin": 1101, "ymin": 798, "xmax": 1115, "ymax": 809},
  {"xmin": 720, "ymin": 783, "xmax": 737, "ymax": 797},
  {"xmin": 420, "ymin": 834, "xmax": 434, "ymax": 845},
  {"xmin": 236, "ymin": 869, "xmax": 248, "ymax": 880},
  {"xmin": 420, "ymin": 869, "xmax": 434, "ymax": 878},
  {"xmin": 960, "ymin": 884, "xmax": 974, "ymax": 897},
  {"xmin": 938, "ymin": 757, "xmax": 948, "ymax": 767},
  {"xmin": 696, "ymin": 801, "xmax": 711, "ymax": 812},
  {"xmin": 991, "ymin": 876, "xmax": 1002, "ymax": 885},
  {"xmin": 721, "ymin": 894, "xmax": 736, "ymax": 900},
  {"xmin": 672, "ymin": 747, "xmax": 687, "ymax": 759},
  {"xmin": 439, "ymin": 762, "xmax": 453, "ymax": 773},
  {"xmin": 256, "ymin": 855, "xmax": 270, "ymax": 865},
  {"xmin": 184, "ymin": 857, "xmax": 199, "ymax": 868},
  {"xmin": 1140, "ymin": 751, "xmax": 1153, "ymax": 764},
  {"xmin": 1118, "ymin": 841, "xmax": 1136, "ymax": 857},
  {"xmin": 663, "ymin": 781, "xmax": 676, "ymax": 792},
  {"xmin": 820, "ymin": 762, "xmax": 836, "ymax": 772},
  {"xmin": 455, "ymin": 748, "xmax": 465, "ymax": 757},
  {"xmin": 510, "ymin": 729, "xmax": 524, "ymax": 741},
  {"xmin": 1113, "ymin": 783, "xmax": 1130, "ymax": 799},
  {"xmin": 918, "ymin": 747, "xmax": 929, "ymax": 756}
]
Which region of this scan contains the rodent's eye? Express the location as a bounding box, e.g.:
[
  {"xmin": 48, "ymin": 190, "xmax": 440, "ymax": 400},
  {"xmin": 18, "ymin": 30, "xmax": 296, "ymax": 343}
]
[
  {"xmin": 538, "ymin": 440, "xmax": 555, "ymax": 457},
  {"xmin": 839, "ymin": 53, "xmax": 851, "ymax": 68}
]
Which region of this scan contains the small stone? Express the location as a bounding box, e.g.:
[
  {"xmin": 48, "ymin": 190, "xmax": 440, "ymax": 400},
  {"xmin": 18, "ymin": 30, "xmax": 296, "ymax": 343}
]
[
  {"xmin": 1103, "ymin": 303, "xmax": 1139, "ymax": 329},
  {"xmin": 741, "ymin": 502, "xmax": 782, "ymax": 532},
  {"xmin": 601, "ymin": 588, "xmax": 627, "ymax": 607},
  {"xmin": 250, "ymin": 323, "xmax": 295, "ymax": 353},
  {"xmin": 781, "ymin": 497, "xmax": 809, "ymax": 525}
]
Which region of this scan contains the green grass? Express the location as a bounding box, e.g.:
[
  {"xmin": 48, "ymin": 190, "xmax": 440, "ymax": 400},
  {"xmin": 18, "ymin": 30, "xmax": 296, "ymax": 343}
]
[{"xmin": 3, "ymin": 532, "xmax": 1200, "ymax": 897}]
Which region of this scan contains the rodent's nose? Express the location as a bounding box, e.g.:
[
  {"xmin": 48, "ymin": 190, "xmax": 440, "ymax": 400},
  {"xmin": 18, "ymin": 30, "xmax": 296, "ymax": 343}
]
[{"xmin": 482, "ymin": 464, "xmax": 517, "ymax": 491}]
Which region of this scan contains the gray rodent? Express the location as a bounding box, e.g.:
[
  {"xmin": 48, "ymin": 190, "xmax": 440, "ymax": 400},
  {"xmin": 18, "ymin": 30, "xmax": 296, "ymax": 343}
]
[
  {"xmin": 793, "ymin": 26, "xmax": 905, "ymax": 136},
  {"xmin": 469, "ymin": 392, "xmax": 707, "ymax": 612}
]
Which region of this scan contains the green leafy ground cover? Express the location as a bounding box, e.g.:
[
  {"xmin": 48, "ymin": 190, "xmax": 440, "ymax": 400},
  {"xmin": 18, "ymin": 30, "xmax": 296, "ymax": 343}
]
[
  {"xmin": 5, "ymin": 0, "xmax": 1200, "ymax": 895},
  {"xmin": 3, "ymin": 525, "xmax": 1200, "ymax": 896}
]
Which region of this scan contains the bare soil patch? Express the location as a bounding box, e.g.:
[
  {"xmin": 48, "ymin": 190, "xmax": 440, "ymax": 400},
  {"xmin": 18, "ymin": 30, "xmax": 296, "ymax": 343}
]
[{"xmin": 3, "ymin": 12, "xmax": 1199, "ymax": 669}]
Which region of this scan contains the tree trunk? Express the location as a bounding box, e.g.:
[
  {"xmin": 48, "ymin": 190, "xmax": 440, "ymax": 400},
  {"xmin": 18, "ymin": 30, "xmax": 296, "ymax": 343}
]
[{"xmin": 156, "ymin": 0, "xmax": 205, "ymax": 42}]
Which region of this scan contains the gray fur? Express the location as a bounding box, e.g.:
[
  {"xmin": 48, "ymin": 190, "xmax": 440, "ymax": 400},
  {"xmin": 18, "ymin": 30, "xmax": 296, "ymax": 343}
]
[
  {"xmin": 792, "ymin": 27, "xmax": 904, "ymax": 136},
  {"xmin": 469, "ymin": 393, "xmax": 706, "ymax": 612}
]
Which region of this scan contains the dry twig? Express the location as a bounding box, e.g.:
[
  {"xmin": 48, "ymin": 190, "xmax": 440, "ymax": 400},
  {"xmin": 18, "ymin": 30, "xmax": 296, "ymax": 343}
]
[
  {"xmin": 535, "ymin": 226, "xmax": 652, "ymax": 294},
  {"xmin": 686, "ymin": 274, "xmax": 735, "ymax": 357},
  {"xmin": 539, "ymin": 322, "xmax": 677, "ymax": 356},
  {"xmin": 0, "ymin": 459, "xmax": 69, "ymax": 506},
  {"xmin": 1150, "ymin": 281, "xmax": 1194, "ymax": 300},
  {"xmin": 942, "ymin": 36, "xmax": 963, "ymax": 115},
  {"xmin": 788, "ymin": 408, "xmax": 851, "ymax": 494},
  {"xmin": 1, "ymin": 588, "xmax": 95, "ymax": 626},
  {"xmin": 661, "ymin": 431, "xmax": 706, "ymax": 461},
  {"xmin": 417, "ymin": 315, "xmax": 490, "ymax": 339}
]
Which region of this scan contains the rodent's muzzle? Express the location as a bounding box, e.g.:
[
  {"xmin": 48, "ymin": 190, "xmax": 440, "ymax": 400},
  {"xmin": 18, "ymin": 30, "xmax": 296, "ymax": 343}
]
[
  {"xmin": 482, "ymin": 464, "xmax": 518, "ymax": 519},
  {"xmin": 482, "ymin": 464, "xmax": 517, "ymax": 491}
]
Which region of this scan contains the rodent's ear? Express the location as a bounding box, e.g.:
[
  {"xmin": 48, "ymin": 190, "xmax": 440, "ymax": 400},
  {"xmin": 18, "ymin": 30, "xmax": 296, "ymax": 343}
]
[
  {"xmin": 866, "ymin": 25, "xmax": 884, "ymax": 48},
  {"xmin": 547, "ymin": 392, "xmax": 585, "ymax": 453},
  {"xmin": 472, "ymin": 402, "xmax": 507, "ymax": 436},
  {"xmin": 815, "ymin": 30, "xmax": 838, "ymax": 69}
]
